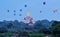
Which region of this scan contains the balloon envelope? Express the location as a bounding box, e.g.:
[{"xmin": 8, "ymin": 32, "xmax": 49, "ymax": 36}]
[
  {"xmin": 14, "ymin": 13, "xmax": 16, "ymax": 16},
  {"xmin": 20, "ymin": 9, "xmax": 22, "ymax": 11},
  {"xmin": 43, "ymin": 2, "xmax": 46, "ymax": 5},
  {"xmin": 25, "ymin": 4, "xmax": 27, "ymax": 7},
  {"xmin": 13, "ymin": 10, "xmax": 16, "ymax": 12},
  {"xmin": 19, "ymin": 14, "xmax": 22, "ymax": 16},
  {"xmin": 40, "ymin": 10, "xmax": 42, "ymax": 13},
  {"xmin": 7, "ymin": 10, "xmax": 9, "ymax": 12},
  {"xmin": 53, "ymin": 9, "xmax": 58, "ymax": 13}
]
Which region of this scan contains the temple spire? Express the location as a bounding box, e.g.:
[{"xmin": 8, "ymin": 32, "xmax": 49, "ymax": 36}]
[{"xmin": 27, "ymin": 11, "xmax": 30, "ymax": 16}]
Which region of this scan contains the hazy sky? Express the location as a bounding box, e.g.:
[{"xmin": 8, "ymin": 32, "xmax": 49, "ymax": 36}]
[{"xmin": 0, "ymin": 0, "xmax": 60, "ymax": 21}]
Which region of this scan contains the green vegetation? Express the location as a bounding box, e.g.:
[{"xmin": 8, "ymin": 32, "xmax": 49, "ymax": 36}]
[
  {"xmin": 0, "ymin": 20, "xmax": 60, "ymax": 37},
  {"xmin": 50, "ymin": 21, "xmax": 60, "ymax": 37},
  {"xmin": 30, "ymin": 33, "xmax": 46, "ymax": 37}
]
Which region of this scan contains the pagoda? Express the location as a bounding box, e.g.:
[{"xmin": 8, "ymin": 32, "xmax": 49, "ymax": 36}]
[{"xmin": 22, "ymin": 12, "xmax": 35, "ymax": 26}]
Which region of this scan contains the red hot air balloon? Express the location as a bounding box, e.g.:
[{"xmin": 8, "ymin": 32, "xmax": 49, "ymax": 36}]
[{"xmin": 53, "ymin": 8, "xmax": 58, "ymax": 13}]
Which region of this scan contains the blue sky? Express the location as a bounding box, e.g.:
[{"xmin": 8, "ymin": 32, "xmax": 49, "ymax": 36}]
[{"xmin": 0, "ymin": 0, "xmax": 60, "ymax": 21}]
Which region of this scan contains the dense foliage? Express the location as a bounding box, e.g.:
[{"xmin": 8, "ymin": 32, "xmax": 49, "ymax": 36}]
[{"xmin": 0, "ymin": 20, "xmax": 60, "ymax": 37}]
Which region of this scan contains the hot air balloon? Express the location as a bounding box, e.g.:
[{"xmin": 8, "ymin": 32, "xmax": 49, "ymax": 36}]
[
  {"xmin": 40, "ymin": 10, "xmax": 42, "ymax": 13},
  {"xmin": 19, "ymin": 14, "xmax": 22, "ymax": 16},
  {"xmin": 24, "ymin": 4, "xmax": 27, "ymax": 7},
  {"xmin": 14, "ymin": 13, "xmax": 16, "ymax": 16},
  {"xmin": 53, "ymin": 8, "xmax": 58, "ymax": 13},
  {"xmin": 13, "ymin": 10, "xmax": 16, "ymax": 12},
  {"xmin": 43, "ymin": 2, "xmax": 46, "ymax": 5},
  {"xmin": 20, "ymin": 9, "xmax": 22, "ymax": 12},
  {"xmin": 7, "ymin": 10, "xmax": 9, "ymax": 12}
]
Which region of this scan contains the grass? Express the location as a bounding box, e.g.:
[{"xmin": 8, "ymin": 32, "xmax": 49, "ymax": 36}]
[
  {"xmin": 0, "ymin": 32, "xmax": 55, "ymax": 37},
  {"xmin": 30, "ymin": 33, "xmax": 46, "ymax": 37}
]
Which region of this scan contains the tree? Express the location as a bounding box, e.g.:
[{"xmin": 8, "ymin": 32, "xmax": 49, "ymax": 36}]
[
  {"xmin": 34, "ymin": 21, "xmax": 42, "ymax": 32},
  {"xmin": 51, "ymin": 21, "xmax": 60, "ymax": 37},
  {"xmin": 18, "ymin": 31, "xmax": 30, "ymax": 37},
  {"xmin": 0, "ymin": 27, "xmax": 8, "ymax": 33},
  {"xmin": 34, "ymin": 20, "xmax": 50, "ymax": 34},
  {"xmin": 7, "ymin": 23, "xmax": 14, "ymax": 29}
]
